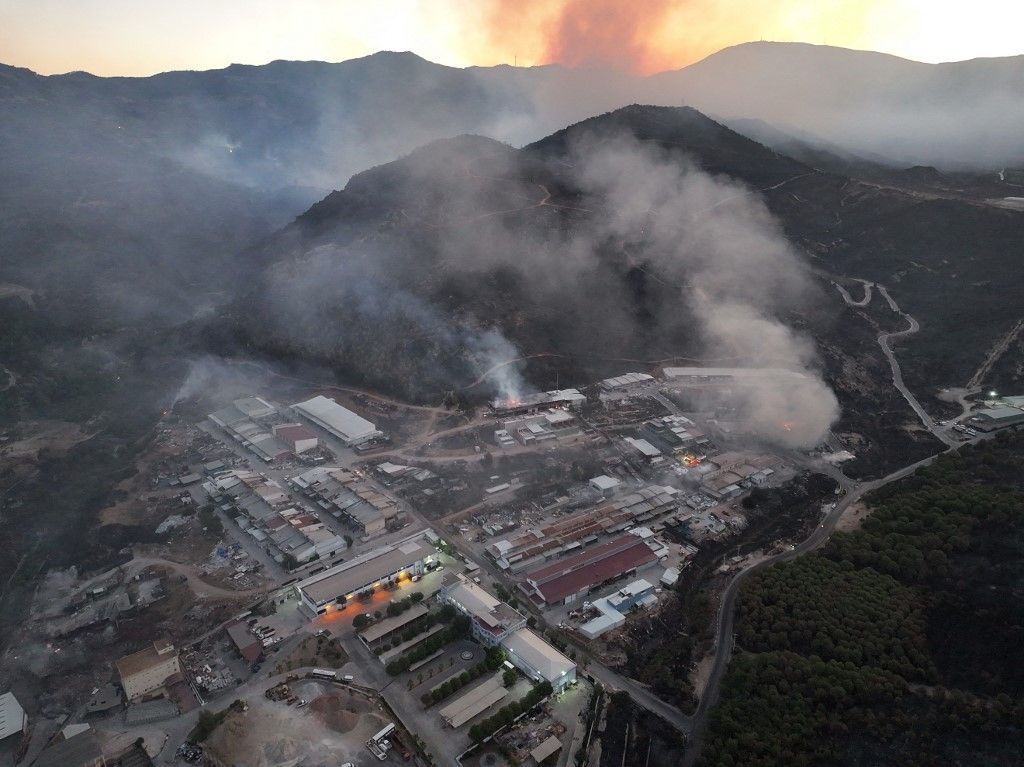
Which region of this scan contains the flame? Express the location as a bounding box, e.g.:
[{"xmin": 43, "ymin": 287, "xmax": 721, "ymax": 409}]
[{"xmin": 782, "ymin": 421, "xmax": 794, "ymax": 432}]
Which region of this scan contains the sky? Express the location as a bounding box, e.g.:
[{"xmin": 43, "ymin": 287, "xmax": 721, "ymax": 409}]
[{"xmin": 1, "ymin": 0, "xmax": 1022, "ymax": 77}]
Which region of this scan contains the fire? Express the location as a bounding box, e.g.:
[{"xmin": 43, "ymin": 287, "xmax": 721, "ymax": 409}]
[
  {"xmin": 679, "ymin": 452, "xmax": 702, "ymax": 467},
  {"xmin": 782, "ymin": 422, "xmax": 794, "ymax": 432}
]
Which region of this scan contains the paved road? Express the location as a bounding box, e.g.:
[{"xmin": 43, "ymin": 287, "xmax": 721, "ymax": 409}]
[
  {"xmin": 874, "ymin": 292, "xmax": 956, "ymax": 447},
  {"xmin": 585, "ymin": 661, "xmax": 692, "ymax": 732},
  {"xmin": 680, "ymin": 279, "xmax": 970, "ymax": 764}
]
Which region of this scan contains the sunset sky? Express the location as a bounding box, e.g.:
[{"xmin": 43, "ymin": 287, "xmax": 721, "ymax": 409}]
[{"xmin": 1, "ymin": 0, "xmax": 1021, "ymax": 77}]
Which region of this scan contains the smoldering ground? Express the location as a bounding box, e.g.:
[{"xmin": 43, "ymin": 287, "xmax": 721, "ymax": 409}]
[{"xmin": 242, "ymin": 129, "xmax": 838, "ymax": 447}]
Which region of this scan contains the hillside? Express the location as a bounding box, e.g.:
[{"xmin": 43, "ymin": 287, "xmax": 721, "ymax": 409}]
[
  {"xmin": 201, "ymin": 104, "xmax": 1024, "ymax": 476},
  {"xmin": 702, "ymin": 434, "xmax": 1024, "ymax": 765}
]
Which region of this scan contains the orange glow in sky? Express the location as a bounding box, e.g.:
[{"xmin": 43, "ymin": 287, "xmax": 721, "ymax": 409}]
[{"xmin": 1, "ymin": 0, "xmax": 1021, "ymax": 76}]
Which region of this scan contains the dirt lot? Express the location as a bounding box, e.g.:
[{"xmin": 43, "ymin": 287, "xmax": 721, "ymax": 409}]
[
  {"xmin": 204, "ymin": 695, "xmax": 384, "ymax": 767},
  {"xmin": 274, "ymin": 634, "xmax": 350, "ymax": 674}
]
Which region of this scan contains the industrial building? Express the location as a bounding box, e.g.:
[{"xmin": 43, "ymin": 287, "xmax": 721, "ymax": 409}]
[
  {"xmin": 0, "ymin": 692, "xmax": 26, "ymax": 742},
  {"xmin": 642, "ymin": 414, "xmax": 707, "ymax": 450},
  {"xmin": 209, "ymin": 397, "xmax": 290, "ymax": 462},
  {"xmin": 437, "ymin": 572, "xmax": 527, "ymax": 645},
  {"xmin": 437, "ymin": 576, "xmax": 576, "ymax": 691},
  {"xmin": 490, "ymin": 389, "xmax": 587, "ymax": 415},
  {"xmin": 969, "ymin": 407, "xmax": 1024, "ymax": 432},
  {"xmin": 115, "ymin": 639, "xmax": 181, "ymax": 701},
  {"xmin": 33, "ymin": 728, "xmax": 105, "ymax": 767},
  {"xmin": 598, "ymin": 372, "xmax": 654, "ymax": 391},
  {"xmin": 486, "ymin": 485, "xmax": 679, "ymax": 571},
  {"xmin": 294, "ymin": 533, "xmax": 436, "ymax": 616},
  {"xmin": 358, "ymin": 603, "xmax": 431, "ymax": 648},
  {"xmin": 662, "ymin": 366, "xmax": 808, "ymax": 382},
  {"xmin": 498, "ymin": 409, "xmax": 579, "ymax": 445},
  {"xmin": 290, "ymin": 466, "xmax": 401, "ymax": 536},
  {"xmin": 272, "ymin": 423, "xmax": 318, "ymax": 454},
  {"xmin": 501, "ymin": 628, "xmax": 576, "ymax": 691},
  {"xmin": 577, "ymin": 579, "xmax": 656, "ymax": 639},
  {"xmin": 438, "ymin": 674, "xmax": 508, "ymax": 728},
  {"xmin": 226, "ymin": 622, "xmax": 262, "ymax": 664},
  {"xmin": 292, "ymin": 395, "xmax": 383, "ymax": 446},
  {"xmin": 519, "ymin": 536, "xmax": 659, "ymax": 606}
]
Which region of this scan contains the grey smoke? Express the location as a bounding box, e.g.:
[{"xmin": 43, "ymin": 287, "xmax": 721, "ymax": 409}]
[
  {"xmin": 564, "ymin": 134, "xmax": 839, "ymax": 447},
  {"xmin": 254, "ymin": 130, "xmax": 837, "ymax": 445}
]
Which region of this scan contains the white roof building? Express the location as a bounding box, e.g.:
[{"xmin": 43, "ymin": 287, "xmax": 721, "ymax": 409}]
[
  {"xmin": 292, "ymin": 395, "xmax": 383, "ymax": 446},
  {"xmin": 0, "ymin": 692, "xmax": 26, "ymax": 741},
  {"xmin": 625, "ymin": 437, "xmax": 662, "ymax": 458},
  {"xmin": 589, "ymin": 475, "xmax": 622, "ymax": 493},
  {"xmin": 501, "ymin": 628, "xmax": 576, "ymax": 692}
]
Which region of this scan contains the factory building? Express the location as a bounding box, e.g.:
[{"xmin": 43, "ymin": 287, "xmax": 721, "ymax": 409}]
[
  {"xmin": 115, "ymin": 639, "xmax": 181, "ymax": 701},
  {"xmin": 436, "ymin": 572, "xmax": 527, "ymax": 645},
  {"xmin": 437, "ymin": 575, "xmax": 576, "ymax": 691},
  {"xmin": 969, "ymin": 407, "xmax": 1024, "ymax": 432},
  {"xmin": 598, "ymin": 372, "xmax": 654, "ymax": 391},
  {"xmin": 209, "ymin": 397, "xmax": 290, "ymax": 462},
  {"xmin": 519, "ymin": 535, "xmax": 659, "ymax": 606},
  {"xmin": 272, "ymin": 423, "xmax": 319, "ymax": 454},
  {"xmin": 490, "ymin": 389, "xmax": 587, "ymax": 416},
  {"xmin": 500, "ymin": 409, "xmax": 579, "ymax": 445},
  {"xmin": 33, "ymin": 728, "xmax": 106, "ymax": 767},
  {"xmin": 0, "ymin": 692, "xmax": 26, "ymax": 742},
  {"xmin": 501, "ymin": 628, "xmax": 576, "ymax": 692},
  {"xmin": 290, "ymin": 466, "xmax": 400, "ymax": 536},
  {"xmin": 294, "ymin": 533, "xmax": 436, "ymax": 616},
  {"xmin": 486, "ymin": 485, "xmax": 679, "ymax": 571},
  {"xmin": 292, "ymin": 395, "xmax": 383, "ymax": 446},
  {"xmin": 578, "ymin": 579, "xmax": 657, "ymax": 639}
]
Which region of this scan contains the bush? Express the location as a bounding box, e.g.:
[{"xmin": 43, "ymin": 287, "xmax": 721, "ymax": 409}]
[
  {"xmin": 353, "ymin": 614, "xmax": 371, "ymax": 630},
  {"xmin": 503, "ymin": 669, "xmax": 518, "ymax": 687}
]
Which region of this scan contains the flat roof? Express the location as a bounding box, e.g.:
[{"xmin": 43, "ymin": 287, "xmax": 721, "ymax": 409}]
[
  {"xmin": 441, "ymin": 573, "xmax": 525, "ymax": 634},
  {"xmin": 502, "ymin": 628, "xmax": 575, "ymax": 682},
  {"xmin": 531, "ymin": 735, "xmax": 563, "ymax": 763},
  {"xmin": 438, "ymin": 673, "xmax": 507, "ymax": 728},
  {"xmin": 523, "ymin": 536, "xmax": 658, "ymax": 604},
  {"xmin": 34, "ymin": 730, "xmax": 104, "ymax": 767},
  {"xmin": 115, "ymin": 640, "xmax": 176, "ymax": 679},
  {"xmin": 974, "ymin": 407, "xmax": 1024, "ymax": 421},
  {"xmin": 297, "ymin": 534, "xmax": 434, "ymax": 605},
  {"xmin": 359, "ymin": 603, "xmax": 430, "ymax": 643},
  {"xmin": 293, "ymin": 395, "xmax": 379, "ymax": 443},
  {"xmin": 0, "ymin": 692, "xmax": 25, "ymax": 740}
]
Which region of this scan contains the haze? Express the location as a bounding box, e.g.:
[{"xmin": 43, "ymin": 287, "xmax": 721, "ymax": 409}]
[{"xmin": 3, "ymin": 0, "xmax": 1023, "ymax": 76}]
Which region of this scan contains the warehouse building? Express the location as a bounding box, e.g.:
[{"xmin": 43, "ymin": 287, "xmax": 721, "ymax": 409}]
[
  {"xmin": 0, "ymin": 692, "xmax": 26, "ymax": 742},
  {"xmin": 272, "ymin": 423, "xmax": 319, "ymax": 454},
  {"xmin": 487, "ymin": 485, "xmax": 678, "ymax": 571},
  {"xmin": 519, "ymin": 536, "xmax": 658, "ymax": 607},
  {"xmin": 115, "ymin": 639, "xmax": 181, "ymax": 701},
  {"xmin": 599, "ymin": 372, "xmax": 654, "ymax": 391},
  {"xmin": 502, "ymin": 628, "xmax": 576, "ymax": 692},
  {"xmin": 295, "ymin": 533, "xmax": 436, "ymax": 616},
  {"xmin": 290, "ymin": 466, "xmax": 400, "ymax": 536},
  {"xmin": 33, "ymin": 728, "xmax": 105, "ymax": 767},
  {"xmin": 292, "ymin": 395, "xmax": 383, "ymax": 446},
  {"xmin": 969, "ymin": 407, "xmax": 1024, "ymax": 432},
  {"xmin": 438, "ymin": 674, "xmax": 508, "ymax": 728},
  {"xmin": 490, "ymin": 389, "xmax": 587, "ymax": 416},
  {"xmin": 578, "ymin": 579, "xmax": 657, "ymax": 639},
  {"xmin": 437, "ymin": 572, "xmax": 526, "ymax": 645}
]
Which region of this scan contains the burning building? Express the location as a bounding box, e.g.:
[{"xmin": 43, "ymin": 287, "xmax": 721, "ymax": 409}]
[{"xmin": 490, "ymin": 389, "xmax": 587, "ymax": 416}]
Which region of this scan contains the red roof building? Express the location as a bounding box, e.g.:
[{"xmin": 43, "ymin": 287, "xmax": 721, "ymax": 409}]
[{"xmin": 519, "ymin": 535, "xmax": 658, "ymax": 606}]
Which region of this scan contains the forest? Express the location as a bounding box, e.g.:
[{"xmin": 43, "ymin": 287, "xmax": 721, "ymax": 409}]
[{"xmin": 701, "ymin": 431, "xmax": 1024, "ymax": 766}]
